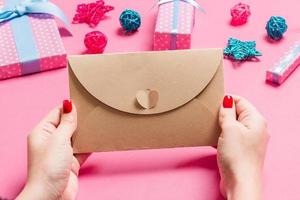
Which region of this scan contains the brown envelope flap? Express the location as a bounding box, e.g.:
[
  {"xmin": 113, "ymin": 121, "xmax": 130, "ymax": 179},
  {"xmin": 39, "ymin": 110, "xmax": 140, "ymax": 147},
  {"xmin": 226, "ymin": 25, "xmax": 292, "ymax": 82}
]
[{"xmin": 68, "ymin": 49, "xmax": 223, "ymax": 115}]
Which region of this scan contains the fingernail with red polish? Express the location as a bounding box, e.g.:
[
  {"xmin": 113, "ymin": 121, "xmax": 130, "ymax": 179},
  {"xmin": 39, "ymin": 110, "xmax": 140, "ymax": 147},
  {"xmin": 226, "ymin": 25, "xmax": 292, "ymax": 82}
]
[
  {"xmin": 63, "ymin": 99, "xmax": 72, "ymax": 113},
  {"xmin": 223, "ymin": 95, "xmax": 233, "ymax": 108}
]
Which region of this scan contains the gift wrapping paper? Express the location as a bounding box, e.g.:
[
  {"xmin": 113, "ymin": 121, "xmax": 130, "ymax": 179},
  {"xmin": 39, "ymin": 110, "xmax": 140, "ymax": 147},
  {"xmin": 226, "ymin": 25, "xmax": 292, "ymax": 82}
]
[
  {"xmin": 0, "ymin": 0, "xmax": 66, "ymax": 80},
  {"xmin": 153, "ymin": 0, "xmax": 195, "ymax": 51},
  {"xmin": 266, "ymin": 42, "xmax": 300, "ymax": 85}
]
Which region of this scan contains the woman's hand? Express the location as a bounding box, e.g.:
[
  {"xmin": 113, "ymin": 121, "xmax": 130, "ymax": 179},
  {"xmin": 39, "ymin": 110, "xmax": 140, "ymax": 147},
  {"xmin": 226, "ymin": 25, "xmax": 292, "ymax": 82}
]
[
  {"xmin": 217, "ymin": 95, "xmax": 269, "ymax": 200},
  {"xmin": 16, "ymin": 100, "xmax": 89, "ymax": 200}
]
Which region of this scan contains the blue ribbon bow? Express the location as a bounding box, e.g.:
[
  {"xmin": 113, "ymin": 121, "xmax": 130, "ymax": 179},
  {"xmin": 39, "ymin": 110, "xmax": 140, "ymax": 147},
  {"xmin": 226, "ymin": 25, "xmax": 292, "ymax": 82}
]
[
  {"xmin": 158, "ymin": 0, "xmax": 205, "ymax": 12},
  {"xmin": 0, "ymin": 0, "xmax": 70, "ymax": 29}
]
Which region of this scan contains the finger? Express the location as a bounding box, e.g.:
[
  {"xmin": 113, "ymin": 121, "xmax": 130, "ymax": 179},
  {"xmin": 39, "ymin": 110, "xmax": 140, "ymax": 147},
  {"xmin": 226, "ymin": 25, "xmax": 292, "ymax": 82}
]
[
  {"xmin": 71, "ymin": 154, "xmax": 91, "ymax": 176},
  {"xmin": 232, "ymin": 95, "xmax": 258, "ymax": 117},
  {"xmin": 55, "ymin": 100, "xmax": 77, "ymax": 139},
  {"xmin": 219, "ymin": 95, "xmax": 237, "ymax": 127},
  {"xmin": 75, "ymin": 153, "xmax": 91, "ymax": 166},
  {"xmin": 38, "ymin": 106, "xmax": 61, "ymax": 127},
  {"xmin": 33, "ymin": 106, "xmax": 61, "ymax": 135},
  {"xmin": 233, "ymin": 96, "xmax": 265, "ymax": 129}
]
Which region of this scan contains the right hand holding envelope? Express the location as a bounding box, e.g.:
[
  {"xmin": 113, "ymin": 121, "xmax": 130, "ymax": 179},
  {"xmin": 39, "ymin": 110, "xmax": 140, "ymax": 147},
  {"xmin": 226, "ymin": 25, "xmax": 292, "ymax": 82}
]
[{"xmin": 217, "ymin": 95, "xmax": 270, "ymax": 200}]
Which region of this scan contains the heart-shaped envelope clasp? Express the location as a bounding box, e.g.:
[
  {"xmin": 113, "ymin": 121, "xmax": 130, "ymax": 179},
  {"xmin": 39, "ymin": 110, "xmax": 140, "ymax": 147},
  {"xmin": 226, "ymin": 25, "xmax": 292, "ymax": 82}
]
[{"xmin": 136, "ymin": 89, "xmax": 159, "ymax": 109}]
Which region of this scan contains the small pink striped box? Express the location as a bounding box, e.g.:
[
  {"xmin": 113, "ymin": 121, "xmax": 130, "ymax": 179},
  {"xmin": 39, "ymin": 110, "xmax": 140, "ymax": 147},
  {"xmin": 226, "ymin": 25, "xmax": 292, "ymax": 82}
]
[
  {"xmin": 153, "ymin": 0, "xmax": 195, "ymax": 51},
  {"xmin": 266, "ymin": 42, "xmax": 300, "ymax": 85},
  {"xmin": 0, "ymin": 0, "xmax": 66, "ymax": 80}
]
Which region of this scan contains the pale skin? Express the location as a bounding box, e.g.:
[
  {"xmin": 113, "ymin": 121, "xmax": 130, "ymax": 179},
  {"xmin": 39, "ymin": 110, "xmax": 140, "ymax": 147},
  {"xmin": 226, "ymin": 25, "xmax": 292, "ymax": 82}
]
[
  {"xmin": 16, "ymin": 95, "xmax": 269, "ymax": 200},
  {"xmin": 218, "ymin": 96, "xmax": 269, "ymax": 200}
]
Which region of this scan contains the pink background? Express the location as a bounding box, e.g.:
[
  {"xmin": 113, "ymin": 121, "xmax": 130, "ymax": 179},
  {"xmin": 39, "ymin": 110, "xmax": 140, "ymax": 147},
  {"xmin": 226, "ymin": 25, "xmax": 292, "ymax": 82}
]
[{"xmin": 0, "ymin": 0, "xmax": 300, "ymax": 199}]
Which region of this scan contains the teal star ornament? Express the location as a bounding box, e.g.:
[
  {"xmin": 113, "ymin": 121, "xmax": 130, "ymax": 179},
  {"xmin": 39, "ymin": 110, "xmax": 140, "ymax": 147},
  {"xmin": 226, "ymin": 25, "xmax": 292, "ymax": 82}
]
[{"xmin": 224, "ymin": 38, "xmax": 262, "ymax": 61}]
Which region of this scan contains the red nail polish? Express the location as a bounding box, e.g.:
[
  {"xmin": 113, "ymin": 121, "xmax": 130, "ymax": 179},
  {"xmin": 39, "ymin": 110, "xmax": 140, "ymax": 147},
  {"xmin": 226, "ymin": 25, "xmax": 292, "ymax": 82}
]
[
  {"xmin": 63, "ymin": 99, "xmax": 72, "ymax": 113},
  {"xmin": 223, "ymin": 95, "xmax": 233, "ymax": 108}
]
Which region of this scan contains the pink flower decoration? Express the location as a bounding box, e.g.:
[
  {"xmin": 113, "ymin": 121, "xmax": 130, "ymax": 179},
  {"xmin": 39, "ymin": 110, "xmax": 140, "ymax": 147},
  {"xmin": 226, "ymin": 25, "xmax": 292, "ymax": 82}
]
[{"xmin": 73, "ymin": 0, "xmax": 114, "ymax": 27}]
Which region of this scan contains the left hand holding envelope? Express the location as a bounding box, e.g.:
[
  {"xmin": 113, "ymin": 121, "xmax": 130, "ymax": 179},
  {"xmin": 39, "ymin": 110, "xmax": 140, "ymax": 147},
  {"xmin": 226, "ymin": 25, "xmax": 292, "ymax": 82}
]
[{"xmin": 16, "ymin": 103, "xmax": 89, "ymax": 200}]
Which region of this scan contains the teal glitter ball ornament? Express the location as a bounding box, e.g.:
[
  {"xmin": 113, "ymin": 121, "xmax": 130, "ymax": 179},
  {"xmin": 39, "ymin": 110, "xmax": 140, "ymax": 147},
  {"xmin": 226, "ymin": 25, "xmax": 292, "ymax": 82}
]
[
  {"xmin": 119, "ymin": 9, "xmax": 141, "ymax": 32},
  {"xmin": 266, "ymin": 16, "xmax": 288, "ymax": 40}
]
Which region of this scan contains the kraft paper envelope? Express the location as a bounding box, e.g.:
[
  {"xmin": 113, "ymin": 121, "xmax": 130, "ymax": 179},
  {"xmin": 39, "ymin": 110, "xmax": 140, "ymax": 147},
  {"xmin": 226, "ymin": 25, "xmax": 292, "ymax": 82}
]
[{"xmin": 68, "ymin": 49, "xmax": 224, "ymax": 153}]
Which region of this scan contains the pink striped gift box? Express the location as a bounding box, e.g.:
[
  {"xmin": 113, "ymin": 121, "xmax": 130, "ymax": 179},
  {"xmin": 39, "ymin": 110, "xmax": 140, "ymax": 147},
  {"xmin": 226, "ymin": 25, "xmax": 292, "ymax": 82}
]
[
  {"xmin": 0, "ymin": 0, "xmax": 67, "ymax": 80},
  {"xmin": 153, "ymin": 0, "xmax": 199, "ymax": 51},
  {"xmin": 266, "ymin": 42, "xmax": 300, "ymax": 85}
]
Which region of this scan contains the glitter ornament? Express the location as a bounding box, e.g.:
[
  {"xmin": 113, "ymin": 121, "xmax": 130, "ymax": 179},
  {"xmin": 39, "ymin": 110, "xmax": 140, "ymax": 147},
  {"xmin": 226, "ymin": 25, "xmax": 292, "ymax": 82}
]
[
  {"xmin": 266, "ymin": 16, "xmax": 288, "ymax": 40},
  {"xmin": 84, "ymin": 31, "xmax": 107, "ymax": 54},
  {"xmin": 119, "ymin": 9, "xmax": 141, "ymax": 32},
  {"xmin": 73, "ymin": 0, "xmax": 114, "ymax": 27},
  {"xmin": 224, "ymin": 38, "xmax": 262, "ymax": 61},
  {"xmin": 230, "ymin": 2, "xmax": 251, "ymax": 25}
]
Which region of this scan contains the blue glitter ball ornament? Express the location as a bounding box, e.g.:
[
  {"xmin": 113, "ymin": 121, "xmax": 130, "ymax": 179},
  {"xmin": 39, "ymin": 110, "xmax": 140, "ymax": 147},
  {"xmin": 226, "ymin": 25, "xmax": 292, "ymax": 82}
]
[
  {"xmin": 224, "ymin": 38, "xmax": 262, "ymax": 61},
  {"xmin": 119, "ymin": 9, "xmax": 141, "ymax": 32},
  {"xmin": 266, "ymin": 16, "xmax": 288, "ymax": 40}
]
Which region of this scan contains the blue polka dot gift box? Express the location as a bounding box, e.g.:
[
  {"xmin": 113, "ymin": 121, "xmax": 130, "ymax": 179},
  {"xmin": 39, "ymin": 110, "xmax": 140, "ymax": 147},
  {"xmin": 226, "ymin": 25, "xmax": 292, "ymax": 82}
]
[
  {"xmin": 153, "ymin": 0, "xmax": 204, "ymax": 51},
  {"xmin": 0, "ymin": 0, "xmax": 69, "ymax": 80}
]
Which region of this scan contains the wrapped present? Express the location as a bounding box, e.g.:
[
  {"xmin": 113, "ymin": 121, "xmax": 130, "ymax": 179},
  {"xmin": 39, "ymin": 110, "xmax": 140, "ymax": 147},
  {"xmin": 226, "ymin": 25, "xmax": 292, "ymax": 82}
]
[
  {"xmin": 266, "ymin": 42, "xmax": 300, "ymax": 85},
  {"xmin": 0, "ymin": 0, "xmax": 69, "ymax": 80},
  {"xmin": 153, "ymin": 0, "xmax": 203, "ymax": 51}
]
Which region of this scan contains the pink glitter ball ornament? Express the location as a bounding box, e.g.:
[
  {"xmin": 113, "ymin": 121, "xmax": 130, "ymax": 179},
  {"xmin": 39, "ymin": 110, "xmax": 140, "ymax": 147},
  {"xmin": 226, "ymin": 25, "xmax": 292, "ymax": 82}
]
[
  {"xmin": 84, "ymin": 31, "xmax": 107, "ymax": 54},
  {"xmin": 230, "ymin": 2, "xmax": 251, "ymax": 25}
]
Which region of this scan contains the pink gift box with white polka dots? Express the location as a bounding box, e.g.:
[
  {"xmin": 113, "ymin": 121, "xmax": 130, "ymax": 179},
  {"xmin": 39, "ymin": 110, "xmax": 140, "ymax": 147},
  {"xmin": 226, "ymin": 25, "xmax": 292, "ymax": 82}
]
[
  {"xmin": 0, "ymin": 1, "xmax": 66, "ymax": 80},
  {"xmin": 153, "ymin": 0, "xmax": 194, "ymax": 51}
]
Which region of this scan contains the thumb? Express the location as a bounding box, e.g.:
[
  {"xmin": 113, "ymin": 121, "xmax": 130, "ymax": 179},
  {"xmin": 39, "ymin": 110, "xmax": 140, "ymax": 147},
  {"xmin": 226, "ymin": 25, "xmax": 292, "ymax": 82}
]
[
  {"xmin": 55, "ymin": 100, "xmax": 77, "ymax": 139},
  {"xmin": 219, "ymin": 95, "xmax": 237, "ymax": 127}
]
